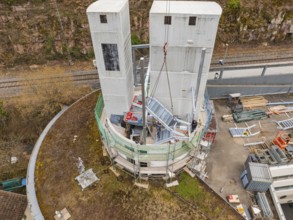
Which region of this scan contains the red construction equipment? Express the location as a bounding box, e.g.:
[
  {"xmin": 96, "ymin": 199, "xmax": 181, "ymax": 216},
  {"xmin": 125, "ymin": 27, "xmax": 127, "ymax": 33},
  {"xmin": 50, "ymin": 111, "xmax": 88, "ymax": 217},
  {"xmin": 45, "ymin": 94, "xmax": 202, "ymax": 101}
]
[{"xmin": 273, "ymin": 131, "xmax": 291, "ymax": 149}]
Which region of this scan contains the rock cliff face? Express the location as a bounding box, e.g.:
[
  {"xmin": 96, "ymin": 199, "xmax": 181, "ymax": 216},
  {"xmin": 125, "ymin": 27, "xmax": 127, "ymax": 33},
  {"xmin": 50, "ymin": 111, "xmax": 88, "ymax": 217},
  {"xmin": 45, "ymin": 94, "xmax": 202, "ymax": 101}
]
[
  {"xmin": 0, "ymin": 0, "xmax": 292, "ymax": 67},
  {"xmin": 219, "ymin": 0, "xmax": 293, "ymax": 44}
]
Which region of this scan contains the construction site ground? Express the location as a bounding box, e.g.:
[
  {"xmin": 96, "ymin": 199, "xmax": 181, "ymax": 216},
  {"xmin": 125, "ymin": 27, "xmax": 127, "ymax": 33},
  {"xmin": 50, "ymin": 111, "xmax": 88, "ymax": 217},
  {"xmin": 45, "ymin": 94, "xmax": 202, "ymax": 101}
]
[
  {"xmin": 35, "ymin": 91, "xmax": 242, "ymax": 220},
  {"xmin": 1, "ymin": 43, "xmax": 292, "ymax": 219},
  {"xmin": 205, "ymin": 93, "xmax": 293, "ymax": 217}
]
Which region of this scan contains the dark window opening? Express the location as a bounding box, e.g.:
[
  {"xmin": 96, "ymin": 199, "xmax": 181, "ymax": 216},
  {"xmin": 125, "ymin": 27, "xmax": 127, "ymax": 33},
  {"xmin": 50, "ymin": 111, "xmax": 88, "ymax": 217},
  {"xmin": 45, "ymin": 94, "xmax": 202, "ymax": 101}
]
[
  {"xmin": 164, "ymin": 16, "xmax": 172, "ymax": 25},
  {"xmin": 100, "ymin": 15, "xmax": 107, "ymax": 23},
  {"xmin": 101, "ymin": 44, "xmax": 120, "ymax": 71},
  {"xmin": 280, "ymin": 195, "xmax": 287, "ymax": 199},
  {"xmin": 140, "ymin": 162, "xmax": 148, "ymax": 167},
  {"xmin": 189, "ymin": 16, "xmax": 197, "ymax": 26}
]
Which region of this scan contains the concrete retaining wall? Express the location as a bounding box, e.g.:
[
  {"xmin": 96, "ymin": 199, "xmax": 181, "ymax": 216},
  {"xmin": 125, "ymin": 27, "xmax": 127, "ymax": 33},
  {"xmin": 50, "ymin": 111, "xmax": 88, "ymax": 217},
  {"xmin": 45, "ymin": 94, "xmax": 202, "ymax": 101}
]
[{"xmin": 207, "ymin": 73, "xmax": 293, "ymax": 98}]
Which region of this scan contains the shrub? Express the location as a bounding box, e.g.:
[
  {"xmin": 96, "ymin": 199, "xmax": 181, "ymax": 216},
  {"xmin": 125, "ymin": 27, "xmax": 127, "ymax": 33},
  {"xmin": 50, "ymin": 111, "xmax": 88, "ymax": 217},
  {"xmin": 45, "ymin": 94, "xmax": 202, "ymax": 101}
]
[
  {"xmin": 131, "ymin": 34, "xmax": 142, "ymax": 45},
  {"xmin": 227, "ymin": 0, "xmax": 241, "ymax": 10},
  {"xmin": 0, "ymin": 101, "xmax": 9, "ymax": 128}
]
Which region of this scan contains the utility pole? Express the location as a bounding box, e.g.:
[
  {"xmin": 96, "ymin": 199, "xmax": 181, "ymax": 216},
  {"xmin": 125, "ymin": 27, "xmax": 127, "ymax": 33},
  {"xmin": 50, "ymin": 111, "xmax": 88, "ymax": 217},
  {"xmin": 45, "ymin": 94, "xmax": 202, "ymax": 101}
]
[
  {"xmin": 219, "ymin": 43, "xmax": 229, "ymax": 65},
  {"xmin": 140, "ymin": 57, "xmax": 146, "ymax": 145}
]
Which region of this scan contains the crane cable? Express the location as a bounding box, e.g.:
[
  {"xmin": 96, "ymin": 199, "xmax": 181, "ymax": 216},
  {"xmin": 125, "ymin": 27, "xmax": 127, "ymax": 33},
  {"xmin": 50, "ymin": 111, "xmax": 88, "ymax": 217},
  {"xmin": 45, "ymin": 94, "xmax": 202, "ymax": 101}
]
[{"xmin": 150, "ymin": 0, "xmax": 174, "ymax": 113}]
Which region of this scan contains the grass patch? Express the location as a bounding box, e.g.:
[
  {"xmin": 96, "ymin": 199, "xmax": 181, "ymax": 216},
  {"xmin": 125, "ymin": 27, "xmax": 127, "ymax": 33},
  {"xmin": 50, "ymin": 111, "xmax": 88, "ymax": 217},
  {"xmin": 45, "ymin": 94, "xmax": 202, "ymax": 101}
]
[
  {"xmin": 175, "ymin": 172, "xmax": 204, "ymax": 202},
  {"xmin": 173, "ymin": 173, "xmax": 235, "ymax": 219}
]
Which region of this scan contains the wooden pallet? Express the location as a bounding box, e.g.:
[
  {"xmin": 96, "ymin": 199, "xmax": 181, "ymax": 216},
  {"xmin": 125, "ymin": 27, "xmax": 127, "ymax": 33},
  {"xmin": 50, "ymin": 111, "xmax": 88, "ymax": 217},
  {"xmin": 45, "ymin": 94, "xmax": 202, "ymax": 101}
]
[{"xmin": 240, "ymin": 96, "xmax": 268, "ymax": 109}]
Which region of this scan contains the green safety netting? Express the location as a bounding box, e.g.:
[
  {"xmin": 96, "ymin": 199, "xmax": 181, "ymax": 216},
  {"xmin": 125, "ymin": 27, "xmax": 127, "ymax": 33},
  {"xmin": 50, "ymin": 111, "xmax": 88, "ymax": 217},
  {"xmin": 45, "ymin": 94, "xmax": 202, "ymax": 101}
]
[{"xmin": 94, "ymin": 94, "xmax": 203, "ymax": 162}]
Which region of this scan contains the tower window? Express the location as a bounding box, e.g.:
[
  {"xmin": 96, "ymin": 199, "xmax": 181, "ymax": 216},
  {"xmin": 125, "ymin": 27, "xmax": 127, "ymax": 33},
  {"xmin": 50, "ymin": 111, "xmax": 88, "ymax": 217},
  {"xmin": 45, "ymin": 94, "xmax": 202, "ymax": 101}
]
[
  {"xmin": 102, "ymin": 44, "xmax": 120, "ymax": 71},
  {"xmin": 189, "ymin": 16, "xmax": 197, "ymax": 26},
  {"xmin": 100, "ymin": 15, "xmax": 107, "ymax": 23},
  {"xmin": 164, "ymin": 16, "xmax": 172, "ymax": 25}
]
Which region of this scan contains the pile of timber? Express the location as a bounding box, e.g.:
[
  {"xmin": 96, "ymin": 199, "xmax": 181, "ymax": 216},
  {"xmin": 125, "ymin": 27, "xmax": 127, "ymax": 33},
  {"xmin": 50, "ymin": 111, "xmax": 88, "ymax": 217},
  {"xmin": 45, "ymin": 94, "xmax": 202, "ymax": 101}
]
[
  {"xmin": 233, "ymin": 110, "xmax": 268, "ymax": 123},
  {"xmin": 222, "ymin": 114, "xmax": 233, "ymax": 122},
  {"xmin": 240, "ymin": 96, "xmax": 268, "ymax": 109},
  {"xmin": 269, "ymin": 105, "xmax": 286, "ymax": 112},
  {"xmin": 267, "ymin": 105, "xmax": 293, "ymax": 115}
]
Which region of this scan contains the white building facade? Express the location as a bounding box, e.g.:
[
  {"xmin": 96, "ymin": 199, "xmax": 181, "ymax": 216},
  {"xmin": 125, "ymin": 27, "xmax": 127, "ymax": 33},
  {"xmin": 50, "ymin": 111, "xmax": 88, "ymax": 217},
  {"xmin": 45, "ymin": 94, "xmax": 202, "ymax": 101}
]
[
  {"xmin": 149, "ymin": 1, "xmax": 222, "ymax": 120},
  {"xmin": 269, "ymin": 164, "xmax": 293, "ymax": 220},
  {"xmin": 88, "ymin": 1, "xmax": 222, "ymax": 177},
  {"xmin": 87, "ymin": 0, "xmax": 134, "ymax": 117}
]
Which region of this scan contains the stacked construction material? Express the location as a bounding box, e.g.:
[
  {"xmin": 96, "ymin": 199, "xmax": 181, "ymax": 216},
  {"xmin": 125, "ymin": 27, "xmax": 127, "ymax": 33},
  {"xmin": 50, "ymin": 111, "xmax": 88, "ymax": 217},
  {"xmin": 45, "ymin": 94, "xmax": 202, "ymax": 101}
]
[
  {"xmin": 233, "ymin": 110, "xmax": 267, "ymax": 123},
  {"xmin": 256, "ymin": 192, "xmax": 274, "ymax": 219},
  {"xmin": 222, "ymin": 114, "xmax": 233, "ymax": 122},
  {"xmin": 268, "ymin": 105, "xmax": 286, "ymax": 113},
  {"xmin": 240, "ymin": 96, "xmax": 268, "ymax": 109},
  {"xmin": 254, "ymin": 149, "xmax": 277, "ymax": 165},
  {"xmin": 269, "ymin": 145, "xmax": 289, "ymax": 164},
  {"xmin": 267, "ymin": 105, "xmax": 293, "ymax": 115}
]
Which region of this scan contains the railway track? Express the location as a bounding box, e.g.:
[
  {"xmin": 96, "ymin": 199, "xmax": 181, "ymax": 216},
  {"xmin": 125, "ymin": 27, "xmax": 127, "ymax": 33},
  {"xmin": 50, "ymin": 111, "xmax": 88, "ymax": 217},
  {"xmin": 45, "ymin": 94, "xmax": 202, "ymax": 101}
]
[
  {"xmin": 0, "ymin": 56, "xmax": 292, "ymax": 97},
  {"xmin": 0, "ymin": 71, "xmax": 99, "ymax": 90}
]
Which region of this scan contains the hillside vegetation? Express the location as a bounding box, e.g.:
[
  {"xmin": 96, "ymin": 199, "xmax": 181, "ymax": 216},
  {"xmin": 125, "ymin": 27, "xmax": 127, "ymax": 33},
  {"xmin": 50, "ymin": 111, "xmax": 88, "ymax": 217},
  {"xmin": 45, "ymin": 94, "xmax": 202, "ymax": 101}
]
[{"xmin": 0, "ymin": 0, "xmax": 292, "ymax": 67}]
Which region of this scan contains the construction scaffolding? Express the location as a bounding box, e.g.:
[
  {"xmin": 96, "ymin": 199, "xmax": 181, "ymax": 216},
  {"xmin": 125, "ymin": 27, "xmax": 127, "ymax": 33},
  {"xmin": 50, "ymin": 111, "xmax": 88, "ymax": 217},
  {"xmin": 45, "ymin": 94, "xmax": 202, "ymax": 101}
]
[
  {"xmin": 94, "ymin": 94, "xmax": 205, "ymax": 178},
  {"xmin": 187, "ymin": 91, "xmax": 216, "ymax": 179}
]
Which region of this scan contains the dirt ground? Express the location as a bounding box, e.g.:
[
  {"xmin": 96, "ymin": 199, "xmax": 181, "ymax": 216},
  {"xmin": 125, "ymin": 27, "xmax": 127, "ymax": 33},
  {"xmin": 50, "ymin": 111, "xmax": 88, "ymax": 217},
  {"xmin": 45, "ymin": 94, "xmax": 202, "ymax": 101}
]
[
  {"xmin": 206, "ymin": 94, "xmax": 293, "ymax": 215},
  {"xmin": 35, "ymin": 91, "xmax": 241, "ymax": 220}
]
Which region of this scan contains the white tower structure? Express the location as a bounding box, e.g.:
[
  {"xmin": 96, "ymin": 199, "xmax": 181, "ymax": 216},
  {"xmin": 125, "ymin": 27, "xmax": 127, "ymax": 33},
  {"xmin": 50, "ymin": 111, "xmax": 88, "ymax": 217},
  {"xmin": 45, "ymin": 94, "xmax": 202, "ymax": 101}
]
[
  {"xmin": 89, "ymin": 1, "xmax": 222, "ymax": 178},
  {"xmin": 87, "ymin": 0, "xmax": 134, "ymax": 117},
  {"xmin": 149, "ymin": 1, "xmax": 222, "ymax": 120}
]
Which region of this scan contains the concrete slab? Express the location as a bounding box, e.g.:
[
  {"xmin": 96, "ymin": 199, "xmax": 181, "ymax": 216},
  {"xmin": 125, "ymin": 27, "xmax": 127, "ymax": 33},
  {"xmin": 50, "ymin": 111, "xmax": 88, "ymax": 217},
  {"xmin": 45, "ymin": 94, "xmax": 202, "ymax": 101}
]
[
  {"xmin": 205, "ymin": 96, "xmax": 293, "ymax": 211},
  {"xmin": 166, "ymin": 180, "xmax": 179, "ymax": 188}
]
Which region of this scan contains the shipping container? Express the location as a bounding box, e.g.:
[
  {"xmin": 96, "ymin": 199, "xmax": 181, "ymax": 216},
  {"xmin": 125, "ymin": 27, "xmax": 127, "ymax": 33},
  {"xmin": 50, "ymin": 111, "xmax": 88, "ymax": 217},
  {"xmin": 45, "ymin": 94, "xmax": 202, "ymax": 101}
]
[{"xmin": 245, "ymin": 162, "xmax": 273, "ymax": 192}]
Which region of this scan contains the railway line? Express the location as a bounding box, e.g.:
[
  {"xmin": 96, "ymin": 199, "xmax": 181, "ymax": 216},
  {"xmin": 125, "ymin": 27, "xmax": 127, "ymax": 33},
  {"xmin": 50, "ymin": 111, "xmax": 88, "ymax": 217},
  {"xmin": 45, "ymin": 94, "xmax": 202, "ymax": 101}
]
[
  {"xmin": 0, "ymin": 56, "xmax": 292, "ymax": 97},
  {"xmin": 133, "ymin": 43, "xmax": 293, "ymax": 67},
  {"xmin": 0, "ymin": 71, "xmax": 99, "ymax": 90}
]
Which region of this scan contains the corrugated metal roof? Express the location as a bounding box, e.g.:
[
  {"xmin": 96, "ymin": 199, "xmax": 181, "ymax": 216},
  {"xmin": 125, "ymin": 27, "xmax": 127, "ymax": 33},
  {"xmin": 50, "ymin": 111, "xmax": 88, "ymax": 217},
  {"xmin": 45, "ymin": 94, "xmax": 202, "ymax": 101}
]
[
  {"xmin": 247, "ymin": 162, "xmax": 273, "ymax": 183},
  {"xmin": 246, "ymin": 180, "xmax": 272, "ymax": 192}
]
